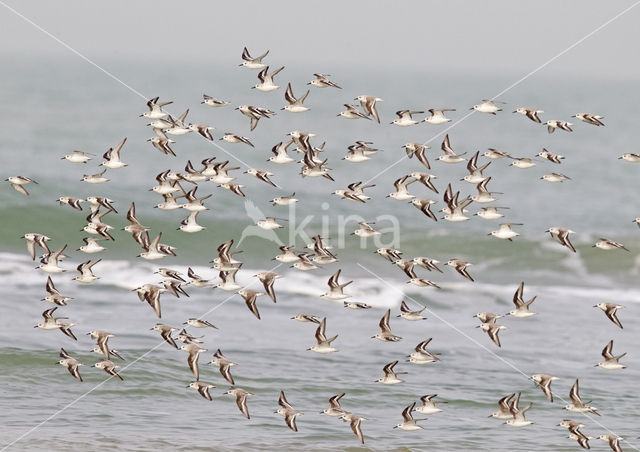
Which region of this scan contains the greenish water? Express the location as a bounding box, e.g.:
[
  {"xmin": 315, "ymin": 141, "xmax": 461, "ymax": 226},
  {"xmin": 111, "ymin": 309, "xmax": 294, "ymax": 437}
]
[{"xmin": 1, "ymin": 58, "xmax": 639, "ymax": 451}]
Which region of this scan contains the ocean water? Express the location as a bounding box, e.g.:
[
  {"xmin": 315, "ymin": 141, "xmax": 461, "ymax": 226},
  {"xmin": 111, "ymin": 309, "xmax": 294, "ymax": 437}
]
[{"xmin": 1, "ymin": 57, "xmax": 639, "ymax": 451}]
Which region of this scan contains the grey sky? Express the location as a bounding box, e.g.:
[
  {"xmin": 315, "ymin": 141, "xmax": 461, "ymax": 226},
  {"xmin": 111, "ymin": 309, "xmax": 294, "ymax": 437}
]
[{"xmin": 1, "ymin": 0, "xmax": 639, "ymax": 79}]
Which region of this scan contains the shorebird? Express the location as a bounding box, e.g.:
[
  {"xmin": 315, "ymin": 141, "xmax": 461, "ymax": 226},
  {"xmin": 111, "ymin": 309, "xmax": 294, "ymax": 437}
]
[
  {"xmin": 596, "ymin": 340, "xmax": 626, "ymax": 370},
  {"xmin": 57, "ymin": 196, "xmax": 85, "ymax": 211},
  {"xmin": 376, "ymin": 360, "xmax": 407, "ymax": 384},
  {"xmin": 411, "ymin": 198, "xmax": 438, "ymax": 222},
  {"xmin": 180, "ymin": 343, "xmax": 207, "ymax": 380},
  {"xmin": 387, "ymin": 176, "xmax": 417, "ymax": 200},
  {"xmin": 372, "ymin": 309, "xmax": 402, "ymax": 342},
  {"xmin": 267, "ymin": 140, "xmax": 295, "ymax": 164},
  {"xmin": 394, "ymin": 403, "xmax": 425, "ymax": 431},
  {"xmin": 546, "ymin": 227, "xmax": 576, "ymax": 253},
  {"xmin": 271, "ymin": 193, "xmax": 298, "ymax": 207},
  {"xmin": 256, "ymin": 217, "xmax": 285, "ymax": 230},
  {"xmin": 472, "ymin": 99, "xmax": 503, "ymax": 114},
  {"xmin": 423, "ymin": 108, "xmax": 455, "ymax": 124},
  {"xmin": 162, "ymin": 278, "xmax": 189, "ymax": 298},
  {"xmin": 338, "ymin": 103, "xmax": 370, "ymax": 120},
  {"xmin": 537, "ymin": 148, "xmax": 565, "ymax": 164},
  {"xmin": 473, "ymin": 312, "xmax": 504, "ymax": 324},
  {"xmin": 438, "ymin": 134, "xmax": 466, "ymax": 163},
  {"xmin": 62, "ymin": 150, "xmax": 92, "ymax": 163},
  {"xmin": 87, "ymin": 330, "xmax": 115, "ymax": 360},
  {"xmin": 121, "ymin": 203, "xmax": 150, "ymax": 245},
  {"xmin": 201, "ymin": 94, "xmax": 229, "ymax": 107},
  {"xmin": 210, "ymin": 349, "xmax": 237, "ymax": 384},
  {"xmin": 463, "ymin": 151, "xmax": 491, "ymax": 184},
  {"xmin": 446, "ymin": 259, "xmax": 474, "ymax": 281},
  {"xmin": 390, "ymin": 110, "xmax": 423, "ymax": 127},
  {"xmin": 353, "ymin": 222, "xmax": 381, "ymax": 238},
  {"xmin": 187, "ymin": 267, "xmax": 214, "ymax": 288},
  {"xmin": 408, "ymin": 277, "xmax": 440, "ymax": 288},
  {"xmin": 531, "ymin": 374, "xmax": 558, "ymax": 402},
  {"xmin": 94, "ymin": 360, "xmax": 123, "ymax": 380},
  {"xmin": 593, "ymin": 238, "xmax": 629, "ymax": 251},
  {"xmin": 43, "ymin": 276, "xmax": 72, "ymax": 306},
  {"xmin": 415, "ymin": 394, "xmax": 447, "ymax": 414},
  {"xmin": 510, "ymin": 157, "xmax": 536, "ymax": 169},
  {"xmin": 375, "ymin": 247, "xmax": 403, "ymax": 262},
  {"xmin": 187, "ymin": 123, "xmax": 214, "ymax": 140},
  {"xmin": 277, "ymin": 391, "xmax": 303, "ymax": 432},
  {"xmin": 135, "ymin": 284, "xmax": 165, "ymax": 318},
  {"xmin": 320, "ymin": 269, "xmax": 352, "ymax": 300},
  {"xmin": 308, "ymin": 317, "xmax": 338, "ymax": 353},
  {"xmin": 221, "ymin": 133, "xmax": 254, "ymax": 147},
  {"xmin": 343, "ymin": 145, "xmax": 373, "ymax": 163},
  {"xmin": 73, "ymin": 259, "xmax": 101, "ymax": 283},
  {"xmin": 308, "ymin": 73, "xmax": 341, "ymax": 88},
  {"xmin": 236, "ymin": 104, "xmax": 275, "ymax": 131},
  {"xmin": 187, "ymin": 381, "xmax": 215, "ymax": 401},
  {"xmin": 291, "ymin": 314, "xmax": 321, "ymax": 323},
  {"xmin": 473, "ymin": 177, "xmax": 501, "ymax": 203},
  {"xmin": 34, "ymin": 307, "xmax": 77, "ymax": 340},
  {"xmin": 347, "ymin": 182, "xmax": 375, "ymax": 201},
  {"xmin": 513, "ymin": 107, "xmax": 543, "ymax": 123},
  {"xmin": 179, "ymin": 211, "xmax": 205, "ymax": 233},
  {"xmin": 404, "ymin": 143, "xmax": 432, "ymax": 169},
  {"xmin": 490, "ymin": 223, "xmax": 522, "ymax": 241},
  {"xmin": 76, "ymin": 237, "xmax": 107, "ymax": 254},
  {"xmin": 410, "ymin": 172, "xmax": 438, "ymax": 193},
  {"xmin": 86, "ymin": 196, "xmax": 117, "ymax": 212},
  {"xmin": 508, "ymin": 281, "xmax": 537, "ymax": 318},
  {"xmin": 292, "ymin": 253, "xmax": 319, "ymax": 271},
  {"xmin": 506, "ymin": 393, "xmax": 533, "ymax": 427},
  {"xmin": 483, "ymin": 148, "xmax": 513, "ymax": 159},
  {"xmin": 226, "ymin": 388, "xmax": 253, "ymax": 419},
  {"xmin": 478, "ymin": 322, "xmax": 506, "ymax": 347},
  {"xmin": 100, "ymin": 137, "xmax": 127, "ymax": 169},
  {"xmin": 413, "ymin": 257, "xmax": 442, "ymax": 272},
  {"xmin": 58, "ymin": 348, "xmax": 83, "ymax": 381},
  {"xmin": 541, "ymin": 173, "xmax": 571, "ymax": 183},
  {"xmin": 138, "ymin": 232, "xmax": 166, "ymax": 261},
  {"xmin": 217, "ymin": 266, "xmax": 242, "ymax": 291},
  {"xmin": 151, "ymin": 323, "xmax": 179, "ymax": 348},
  {"xmin": 239, "ymin": 288, "xmax": 265, "ymax": 319},
  {"xmin": 619, "ymin": 153, "xmax": 640, "ymax": 162},
  {"xmin": 397, "ymin": 300, "xmax": 427, "ymax": 321},
  {"xmin": 322, "ymin": 393, "xmax": 347, "ymax": 417},
  {"xmin": 355, "ymin": 95, "xmax": 382, "ymax": 123},
  {"xmin": 545, "ymin": 120, "xmax": 573, "ymax": 133},
  {"xmin": 565, "ymin": 379, "xmax": 600, "ymax": 415},
  {"xmin": 147, "ymin": 129, "xmax": 176, "ymax": 156},
  {"xmin": 490, "ymin": 394, "xmax": 515, "ymax": 419},
  {"xmin": 37, "ymin": 244, "xmax": 67, "ymax": 273},
  {"xmin": 239, "ymin": 47, "xmax": 269, "ymax": 69},
  {"xmin": 81, "ymin": 169, "xmax": 109, "ymax": 184},
  {"xmin": 598, "ymin": 435, "xmax": 623, "ymax": 452},
  {"xmin": 255, "ymin": 271, "xmax": 281, "ymax": 302},
  {"xmin": 409, "ymin": 338, "xmax": 440, "ymax": 364},
  {"xmin": 273, "ymin": 245, "xmax": 300, "ymax": 264},
  {"xmin": 140, "ymin": 96, "xmax": 172, "ymax": 119},
  {"xmin": 572, "ymin": 113, "xmax": 604, "ymax": 126},
  {"xmin": 91, "ymin": 347, "xmax": 124, "ymax": 361},
  {"xmin": 184, "ymin": 318, "xmax": 217, "ymax": 329},
  {"xmin": 340, "ymin": 412, "xmax": 367, "ymax": 444},
  {"xmin": 594, "ymin": 302, "xmax": 624, "ymax": 329},
  {"xmin": 558, "ymin": 419, "xmax": 589, "ymax": 445},
  {"xmin": 6, "ymin": 176, "xmax": 37, "ymax": 195},
  {"xmin": 282, "ymin": 83, "xmax": 310, "ymax": 112},
  {"xmin": 23, "ymin": 233, "xmax": 51, "ymax": 260},
  {"xmin": 475, "ymin": 206, "xmax": 509, "ymax": 220},
  {"xmin": 344, "ymin": 301, "xmax": 370, "ymax": 309},
  {"xmin": 177, "ymin": 329, "xmax": 203, "ymax": 345}
]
